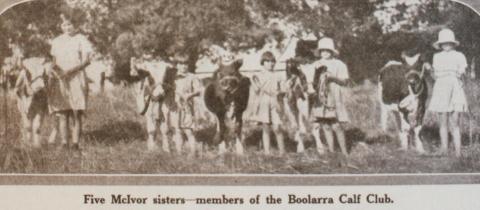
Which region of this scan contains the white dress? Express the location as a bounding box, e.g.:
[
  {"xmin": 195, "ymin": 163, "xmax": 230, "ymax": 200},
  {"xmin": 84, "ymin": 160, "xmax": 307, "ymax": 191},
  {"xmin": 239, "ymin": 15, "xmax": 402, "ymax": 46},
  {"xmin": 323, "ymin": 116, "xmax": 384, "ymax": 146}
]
[
  {"xmin": 428, "ymin": 50, "xmax": 468, "ymax": 112},
  {"xmin": 248, "ymin": 70, "xmax": 285, "ymax": 125},
  {"xmin": 49, "ymin": 33, "xmax": 94, "ymax": 112},
  {"xmin": 173, "ymin": 72, "xmax": 203, "ymax": 129}
]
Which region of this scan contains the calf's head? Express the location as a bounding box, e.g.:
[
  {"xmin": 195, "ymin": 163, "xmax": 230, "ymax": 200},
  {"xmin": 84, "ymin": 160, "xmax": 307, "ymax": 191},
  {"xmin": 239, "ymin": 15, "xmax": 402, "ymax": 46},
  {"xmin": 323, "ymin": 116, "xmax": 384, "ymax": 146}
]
[
  {"xmin": 405, "ymin": 67, "xmax": 425, "ymax": 95},
  {"xmin": 26, "ymin": 62, "xmax": 51, "ymax": 95},
  {"xmin": 215, "ymin": 59, "xmax": 243, "ymax": 94}
]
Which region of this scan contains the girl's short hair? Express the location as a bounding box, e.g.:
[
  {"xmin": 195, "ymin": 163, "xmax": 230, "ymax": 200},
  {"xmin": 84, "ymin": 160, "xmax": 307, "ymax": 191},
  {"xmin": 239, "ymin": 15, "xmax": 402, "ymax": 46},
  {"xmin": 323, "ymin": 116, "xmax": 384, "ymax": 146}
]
[
  {"xmin": 60, "ymin": 8, "xmax": 85, "ymax": 28},
  {"xmin": 260, "ymin": 51, "xmax": 276, "ymax": 65}
]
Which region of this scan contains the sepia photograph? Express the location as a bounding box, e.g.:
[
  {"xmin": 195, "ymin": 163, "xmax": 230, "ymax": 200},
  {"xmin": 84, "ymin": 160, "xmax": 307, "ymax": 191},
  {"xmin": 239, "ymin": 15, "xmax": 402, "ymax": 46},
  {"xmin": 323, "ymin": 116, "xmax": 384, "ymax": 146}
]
[{"xmin": 1, "ymin": 0, "xmax": 480, "ymax": 178}]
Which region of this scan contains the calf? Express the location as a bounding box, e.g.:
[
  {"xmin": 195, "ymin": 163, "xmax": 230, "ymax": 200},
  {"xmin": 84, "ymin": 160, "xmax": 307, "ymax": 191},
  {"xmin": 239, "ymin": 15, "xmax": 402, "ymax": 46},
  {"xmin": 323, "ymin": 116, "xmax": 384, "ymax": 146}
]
[
  {"xmin": 14, "ymin": 57, "xmax": 56, "ymax": 147},
  {"xmin": 284, "ymin": 58, "xmax": 310, "ymax": 152},
  {"xmin": 130, "ymin": 58, "xmax": 177, "ymax": 152},
  {"xmin": 85, "ymin": 59, "xmax": 115, "ymax": 94},
  {"xmin": 378, "ymin": 54, "xmax": 429, "ymax": 153},
  {"xmin": 204, "ymin": 59, "xmax": 250, "ymax": 155}
]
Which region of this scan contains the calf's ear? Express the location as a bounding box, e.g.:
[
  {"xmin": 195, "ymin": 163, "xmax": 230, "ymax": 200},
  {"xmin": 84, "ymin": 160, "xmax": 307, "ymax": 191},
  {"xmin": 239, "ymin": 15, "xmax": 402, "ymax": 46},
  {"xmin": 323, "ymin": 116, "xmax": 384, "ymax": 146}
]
[{"xmin": 234, "ymin": 59, "xmax": 243, "ymax": 71}]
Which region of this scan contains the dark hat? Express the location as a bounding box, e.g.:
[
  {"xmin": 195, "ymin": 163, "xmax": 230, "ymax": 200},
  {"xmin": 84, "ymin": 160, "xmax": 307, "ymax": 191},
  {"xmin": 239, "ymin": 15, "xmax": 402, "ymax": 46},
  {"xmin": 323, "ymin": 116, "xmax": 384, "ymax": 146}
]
[{"xmin": 260, "ymin": 51, "xmax": 276, "ymax": 65}]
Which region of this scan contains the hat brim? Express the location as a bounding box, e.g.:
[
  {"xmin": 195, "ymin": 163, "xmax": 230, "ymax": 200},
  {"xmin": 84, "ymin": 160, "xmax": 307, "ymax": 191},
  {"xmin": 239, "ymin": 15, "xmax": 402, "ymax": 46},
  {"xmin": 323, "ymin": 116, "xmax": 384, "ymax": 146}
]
[
  {"xmin": 433, "ymin": 40, "xmax": 460, "ymax": 50},
  {"xmin": 316, "ymin": 48, "xmax": 339, "ymax": 55}
]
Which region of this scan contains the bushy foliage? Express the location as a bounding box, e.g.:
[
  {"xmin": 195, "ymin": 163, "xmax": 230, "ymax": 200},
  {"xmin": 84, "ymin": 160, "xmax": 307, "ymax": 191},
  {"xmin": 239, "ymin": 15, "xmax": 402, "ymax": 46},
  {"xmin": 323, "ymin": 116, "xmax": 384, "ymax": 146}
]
[{"xmin": 0, "ymin": 0, "xmax": 479, "ymax": 81}]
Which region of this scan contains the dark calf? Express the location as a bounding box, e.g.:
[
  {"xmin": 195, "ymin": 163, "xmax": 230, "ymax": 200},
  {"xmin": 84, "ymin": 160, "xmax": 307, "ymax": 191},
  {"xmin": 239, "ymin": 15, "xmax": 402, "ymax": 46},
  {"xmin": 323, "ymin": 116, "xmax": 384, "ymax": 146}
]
[
  {"xmin": 204, "ymin": 59, "xmax": 250, "ymax": 155},
  {"xmin": 378, "ymin": 56, "xmax": 429, "ymax": 153}
]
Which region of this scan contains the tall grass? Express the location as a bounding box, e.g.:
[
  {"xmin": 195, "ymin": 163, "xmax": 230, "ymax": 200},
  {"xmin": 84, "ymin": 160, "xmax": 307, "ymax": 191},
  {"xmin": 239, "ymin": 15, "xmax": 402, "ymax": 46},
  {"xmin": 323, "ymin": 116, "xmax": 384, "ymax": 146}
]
[{"xmin": 1, "ymin": 80, "xmax": 480, "ymax": 174}]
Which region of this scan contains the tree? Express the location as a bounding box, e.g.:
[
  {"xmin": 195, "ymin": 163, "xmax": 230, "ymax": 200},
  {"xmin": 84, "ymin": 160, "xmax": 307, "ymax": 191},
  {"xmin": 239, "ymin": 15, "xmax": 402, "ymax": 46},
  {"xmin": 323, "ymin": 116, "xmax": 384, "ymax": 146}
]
[{"xmin": 1, "ymin": 0, "xmax": 479, "ymax": 81}]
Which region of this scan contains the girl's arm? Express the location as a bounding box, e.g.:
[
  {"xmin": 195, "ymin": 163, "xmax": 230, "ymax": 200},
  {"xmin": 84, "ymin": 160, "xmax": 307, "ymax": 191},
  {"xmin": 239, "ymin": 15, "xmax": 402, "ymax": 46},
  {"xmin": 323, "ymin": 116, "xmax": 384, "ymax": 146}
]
[
  {"xmin": 327, "ymin": 76, "xmax": 349, "ymax": 86},
  {"xmin": 186, "ymin": 77, "xmax": 203, "ymax": 101},
  {"xmin": 457, "ymin": 53, "xmax": 468, "ymax": 76},
  {"xmin": 251, "ymin": 75, "xmax": 262, "ymax": 93},
  {"xmin": 59, "ymin": 36, "xmax": 94, "ymax": 79},
  {"xmin": 61, "ymin": 58, "xmax": 91, "ymax": 78},
  {"xmin": 276, "ymin": 76, "xmax": 286, "ymax": 97},
  {"xmin": 326, "ymin": 62, "xmax": 350, "ymax": 86},
  {"xmin": 51, "ymin": 54, "xmax": 91, "ymax": 79}
]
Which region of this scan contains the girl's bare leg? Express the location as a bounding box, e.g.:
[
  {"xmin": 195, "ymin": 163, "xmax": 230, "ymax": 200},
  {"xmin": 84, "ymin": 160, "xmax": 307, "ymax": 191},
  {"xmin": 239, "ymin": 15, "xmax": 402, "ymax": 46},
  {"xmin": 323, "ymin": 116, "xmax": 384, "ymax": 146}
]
[
  {"xmin": 173, "ymin": 128, "xmax": 183, "ymax": 154},
  {"xmin": 448, "ymin": 112, "xmax": 461, "ymax": 157},
  {"xmin": 184, "ymin": 129, "xmax": 196, "ymax": 157},
  {"xmin": 273, "ymin": 124, "xmax": 285, "ymax": 155},
  {"xmin": 262, "ymin": 123, "xmax": 271, "ymax": 155},
  {"xmin": 48, "ymin": 116, "xmax": 58, "ymax": 145},
  {"xmin": 439, "ymin": 112, "xmax": 449, "ymax": 154},
  {"xmin": 332, "ymin": 122, "xmax": 348, "ymax": 156},
  {"xmin": 20, "ymin": 113, "xmax": 31, "ymax": 145},
  {"xmin": 31, "ymin": 114, "xmax": 43, "ymax": 148},
  {"xmin": 71, "ymin": 111, "xmax": 82, "ymax": 149}
]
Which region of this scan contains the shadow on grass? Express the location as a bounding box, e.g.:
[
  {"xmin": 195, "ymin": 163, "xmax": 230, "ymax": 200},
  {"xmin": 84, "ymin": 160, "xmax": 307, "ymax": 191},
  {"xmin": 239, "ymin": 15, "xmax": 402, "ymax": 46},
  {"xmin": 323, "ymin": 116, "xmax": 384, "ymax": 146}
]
[{"xmin": 84, "ymin": 120, "xmax": 146, "ymax": 145}]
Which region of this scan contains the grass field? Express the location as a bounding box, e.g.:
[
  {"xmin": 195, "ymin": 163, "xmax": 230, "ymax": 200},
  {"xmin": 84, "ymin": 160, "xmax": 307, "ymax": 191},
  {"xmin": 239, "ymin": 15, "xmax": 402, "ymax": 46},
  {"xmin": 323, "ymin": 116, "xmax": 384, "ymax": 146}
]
[{"xmin": 1, "ymin": 79, "xmax": 480, "ymax": 174}]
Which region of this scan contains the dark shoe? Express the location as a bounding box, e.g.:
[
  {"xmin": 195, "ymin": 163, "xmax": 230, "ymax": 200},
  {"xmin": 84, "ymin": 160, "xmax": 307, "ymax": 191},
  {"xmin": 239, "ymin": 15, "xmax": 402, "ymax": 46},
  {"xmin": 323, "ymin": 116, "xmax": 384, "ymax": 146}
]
[{"xmin": 71, "ymin": 143, "xmax": 81, "ymax": 151}]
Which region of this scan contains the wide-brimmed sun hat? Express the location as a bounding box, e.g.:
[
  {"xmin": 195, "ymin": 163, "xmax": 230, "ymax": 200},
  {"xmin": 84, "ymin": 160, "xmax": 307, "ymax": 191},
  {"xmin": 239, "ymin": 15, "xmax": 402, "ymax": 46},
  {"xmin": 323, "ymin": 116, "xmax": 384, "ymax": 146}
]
[
  {"xmin": 433, "ymin": 28, "xmax": 460, "ymax": 50},
  {"xmin": 316, "ymin": 37, "xmax": 339, "ymax": 55}
]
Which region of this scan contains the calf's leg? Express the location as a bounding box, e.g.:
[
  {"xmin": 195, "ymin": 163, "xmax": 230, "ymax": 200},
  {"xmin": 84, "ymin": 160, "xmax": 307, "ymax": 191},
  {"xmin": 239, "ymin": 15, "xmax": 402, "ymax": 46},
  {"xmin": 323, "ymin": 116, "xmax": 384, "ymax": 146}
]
[
  {"xmin": 378, "ymin": 83, "xmax": 389, "ymax": 132},
  {"xmin": 398, "ymin": 114, "xmax": 410, "ymax": 151},
  {"xmin": 323, "ymin": 123, "xmax": 335, "ymax": 153},
  {"xmin": 215, "ymin": 115, "xmax": 227, "ymax": 155},
  {"xmin": 234, "ymin": 114, "xmax": 245, "ymax": 155},
  {"xmin": 159, "ymin": 122, "xmax": 170, "ymax": 153},
  {"xmin": 31, "ymin": 114, "xmax": 43, "ymax": 148},
  {"xmin": 312, "ymin": 122, "xmax": 325, "ymax": 154},
  {"xmin": 296, "ymin": 107, "xmax": 308, "ymax": 153},
  {"xmin": 57, "ymin": 112, "xmax": 69, "ymax": 147},
  {"xmin": 393, "ymin": 111, "xmax": 408, "ymax": 150},
  {"xmin": 295, "ymin": 131, "xmax": 305, "ymax": 153},
  {"xmin": 413, "ymin": 125, "xmax": 425, "ymax": 154},
  {"xmin": 146, "ymin": 114, "xmax": 159, "ymax": 151}
]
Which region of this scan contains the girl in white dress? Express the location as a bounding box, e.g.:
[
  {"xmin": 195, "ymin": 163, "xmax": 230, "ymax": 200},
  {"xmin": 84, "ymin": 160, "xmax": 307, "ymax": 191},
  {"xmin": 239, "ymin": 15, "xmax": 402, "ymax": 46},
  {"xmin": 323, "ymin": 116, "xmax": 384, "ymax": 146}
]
[
  {"xmin": 172, "ymin": 53, "xmax": 203, "ymax": 156},
  {"xmin": 250, "ymin": 51, "xmax": 286, "ymax": 155},
  {"xmin": 48, "ymin": 14, "xmax": 93, "ymax": 150},
  {"xmin": 310, "ymin": 37, "xmax": 350, "ymax": 156},
  {"xmin": 428, "ymin": 28, "xmax": 468, "ymax": 157}
]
